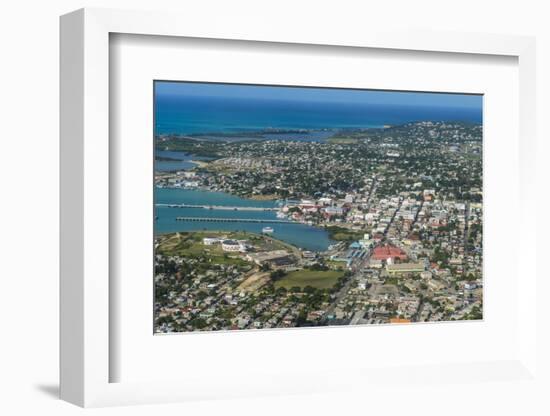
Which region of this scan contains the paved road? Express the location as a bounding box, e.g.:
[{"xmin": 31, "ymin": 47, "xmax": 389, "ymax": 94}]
[
  {"xmin": 382, "ymin": 197, "xmax": 403, "ymax": 240},
  {"xmin": 463, "ymin": 201, "xmax": 471, "ymax": 254},
  {"xmin": 323, "ymin": 276, "xmax": 355, "ymax": 320},
  {"xmin": 364, "ymin": 175, "xmax": 379, "ymax": 210},
  {"xmin": 413, "ymin": 199, "xmax": 424, "ymax": 227}
]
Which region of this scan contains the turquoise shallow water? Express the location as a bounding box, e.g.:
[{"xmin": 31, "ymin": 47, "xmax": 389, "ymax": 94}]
[
  {"xmin": 155, "ymin": 151, "xmax": 212, "ymax": 172},
  {"xmin": 154, "ymin": 188, "xmax": 334, "ymax": 252}
]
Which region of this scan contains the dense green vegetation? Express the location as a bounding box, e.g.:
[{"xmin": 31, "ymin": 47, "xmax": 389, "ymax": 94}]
[
  {"xmin": 325, "ymin": 226, "xmax": 364, "ymax": 241},
  {"xmin": 273, "ymin": 269, "xmax": 344, "ymax": 290},
  {"xmin": 155, "ymin": 137, "xmax": 222, "ymax": 158}
]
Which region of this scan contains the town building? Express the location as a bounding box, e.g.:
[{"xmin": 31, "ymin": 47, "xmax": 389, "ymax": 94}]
[
  {"xmin": 372, "ymin": 244, "xmax": 408, "ymax": 261},
  {"xmin": 386, "ymin": 262, "xmax": 425, "ymax": 275},
  {"xmin": 221, "ymin": 239, "xmax": 241, "ymax": 252},
  {"xmin": 203, "ymin": 237, "xmax": 221, "ymax": 245}
]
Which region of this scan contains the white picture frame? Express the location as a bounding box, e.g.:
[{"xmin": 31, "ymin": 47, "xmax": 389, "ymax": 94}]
[{"xmin": 60, "ymin": 7, "xmax": 538, "ymax": 408}]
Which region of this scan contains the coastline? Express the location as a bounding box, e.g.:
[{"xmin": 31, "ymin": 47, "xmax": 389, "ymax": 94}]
[
  {"xmin": 188, "ymin": 159, "xmax": 211, "ymax": 168},
  {"xmin": 156, "ymin": 229, "xmax": 304, "ymax": 253},
  {"xmin": 248, "ymin": 194, "xmax": 280, "ymax": 201},
  {"xmin": 156, "ymin": 185, "xmax": 354, "ymax": 235}
]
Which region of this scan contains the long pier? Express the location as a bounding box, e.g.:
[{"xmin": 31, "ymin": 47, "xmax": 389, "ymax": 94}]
[
  {"xmin": 156, "ymin": 203, "xmax": 278, "ymax": 212},
  {"xmin": 175, "ymin": 217, "xmax": 295, "ymax": 224}
]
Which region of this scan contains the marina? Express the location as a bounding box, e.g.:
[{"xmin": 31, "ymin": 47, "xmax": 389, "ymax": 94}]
[{"xmin": 155, "ymin": 188, "xmax": 334, "ymax": 252}]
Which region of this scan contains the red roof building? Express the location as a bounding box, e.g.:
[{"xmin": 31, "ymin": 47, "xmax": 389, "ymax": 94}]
[
  {"xmin": 371, "ymin": 245, "xmax": 408, "ymax": 261},
  {"xmin": 389, "ymin": 318, "xmax": 411, "ymax": 324}
]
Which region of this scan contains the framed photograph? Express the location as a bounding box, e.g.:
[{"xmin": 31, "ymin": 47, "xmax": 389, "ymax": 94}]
[
  {"xmin": 60, "ymin": 8, "xmax": 538, "ymax": 408},
  {"xmin": 152, "ymin": 80, "xmax": 484, "ymax": 334}
]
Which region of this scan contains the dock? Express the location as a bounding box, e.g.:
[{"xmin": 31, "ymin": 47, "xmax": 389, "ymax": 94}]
[
  {"xmin": 175, "ymin": 217, "xmax": 295, "ymax": 224},
  {"xmin": 156, "ymin": 203, "xmax": 278, "ymax": 212}
]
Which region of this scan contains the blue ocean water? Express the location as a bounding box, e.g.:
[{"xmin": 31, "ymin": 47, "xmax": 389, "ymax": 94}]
[{"xmin": 155, "ymin": 95, "xmax": 482, "ymax": 136}]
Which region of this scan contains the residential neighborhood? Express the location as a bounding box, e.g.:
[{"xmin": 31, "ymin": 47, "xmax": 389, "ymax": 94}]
[{"xmin": 154, "ymin": 120, "xmax": 483, "ymax": 333}]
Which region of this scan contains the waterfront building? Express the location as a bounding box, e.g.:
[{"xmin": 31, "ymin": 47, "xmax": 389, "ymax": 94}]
[
  {"xmin": 203, "ymin": 237, "xmax": 221, "ymax": 245},
  {"xmin": 323, "ymin": 207, "xmax": 344, "ymax": 216},
  {"xmin": 221, "ymin": 239, "xmax": 241, "ymax": 252}
]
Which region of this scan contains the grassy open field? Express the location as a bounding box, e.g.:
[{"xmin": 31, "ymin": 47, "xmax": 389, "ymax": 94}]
[
  {"xmin": 326, "ymin": 259, "xmax": 346, "ymax": 270},
  {"xmin": 325, "ymin": 226, "xmax": 364, "ymax": 241},
  {"xmin": 326, "ymin": 137, "xmax": 359, "ymax": 144},
  {"xmin": 156, "ymin": 231, "xmax": 249, "ymax": 265},
  {"xmin": 156, "ymin": 230, "xmax": 295, "ymax": 267},
  {"xmin": 237, "ymin": 271, "xmax": 271, "ymax": 292},
  {"xmin": 274, "ymin": 269, "xmax": 344, "ymax": 290}
]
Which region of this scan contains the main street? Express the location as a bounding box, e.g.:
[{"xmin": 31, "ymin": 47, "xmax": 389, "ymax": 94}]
[
  {"xmin": 463, "ymin": 201, "xmax": 471, "ymax": 254},
  {"xmin": 322, "ymin": 276, "xmax": 355, "ymax": 322}
]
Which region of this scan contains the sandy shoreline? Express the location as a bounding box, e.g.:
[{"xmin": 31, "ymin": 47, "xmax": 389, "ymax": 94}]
[
  {"xmin": 248, "ymin": 194, "xmax": 279, "ymax": 201},
  {"xmin": 189, "ymin": 160, "xmax": 211, "ymax": 168}
]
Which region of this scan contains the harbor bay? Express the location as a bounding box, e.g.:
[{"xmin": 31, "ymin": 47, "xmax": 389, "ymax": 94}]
[{"xmin": 155, "ymin": 188, "xmax": 335, "ymax": 252}]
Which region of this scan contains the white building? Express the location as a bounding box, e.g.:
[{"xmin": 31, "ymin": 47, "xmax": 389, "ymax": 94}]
[
  {"xmin": 324, "ymin": 207, "xmax": 344, "ymax": 216},
  {"xmin": 221, "ymin": 239, "xmax": 241, "ymax": 252},
  {"xmin": 420, "ymin": 271, "xmax": 433, "ymax": 280},
  {"xmin": 203, "ymin": 237, "xmax": 220, "ymax": 245}
]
